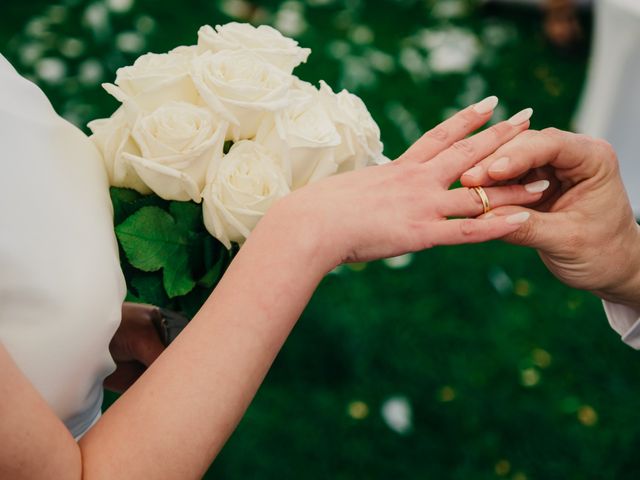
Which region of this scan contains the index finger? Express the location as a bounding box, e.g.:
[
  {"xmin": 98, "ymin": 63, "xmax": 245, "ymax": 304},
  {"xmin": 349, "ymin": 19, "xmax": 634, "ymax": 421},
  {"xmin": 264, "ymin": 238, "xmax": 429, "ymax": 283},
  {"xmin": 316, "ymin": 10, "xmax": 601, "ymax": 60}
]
[
  {"xmin": 460, "ymin": 129, "xmax": 609, "ymax": 187},
  {"xmin": 396, "ymin": 96, "xmax": 499, "ymax": 163},
  {"xmin": 428, "ymin": 108, "xmax": 533, "ymax": 186}
]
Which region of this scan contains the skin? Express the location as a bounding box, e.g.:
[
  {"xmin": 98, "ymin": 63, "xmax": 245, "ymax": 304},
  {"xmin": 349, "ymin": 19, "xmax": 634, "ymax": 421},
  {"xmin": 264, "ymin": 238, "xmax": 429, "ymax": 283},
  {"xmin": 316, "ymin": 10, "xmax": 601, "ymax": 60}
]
[
  {"xmin": 104, "ymin": 303, "xmax": 166, "ymax": 393},
  {"xmin": 460, "ymin": 127, "xmax": 640, "ymax": 309},
  {"xmin": 1, "ymin": 103, "xmax": 543, "ymax": 479}
]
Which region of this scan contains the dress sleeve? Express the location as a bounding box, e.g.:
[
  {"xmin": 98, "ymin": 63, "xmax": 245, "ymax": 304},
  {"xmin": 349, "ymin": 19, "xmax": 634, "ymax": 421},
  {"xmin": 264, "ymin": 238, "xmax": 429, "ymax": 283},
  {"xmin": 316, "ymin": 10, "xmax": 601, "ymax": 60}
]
[{"xmin": 602, "ymin": 301, "xmax": 640, "ymax": 349}]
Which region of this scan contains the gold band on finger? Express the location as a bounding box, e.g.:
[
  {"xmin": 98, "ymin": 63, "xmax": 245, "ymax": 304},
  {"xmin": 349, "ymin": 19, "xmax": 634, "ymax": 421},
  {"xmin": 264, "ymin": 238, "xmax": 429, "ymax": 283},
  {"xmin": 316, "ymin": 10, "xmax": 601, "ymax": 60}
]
[{"xmin": 472, "ymin": 186, "xmax": 491, "ymax": 214}]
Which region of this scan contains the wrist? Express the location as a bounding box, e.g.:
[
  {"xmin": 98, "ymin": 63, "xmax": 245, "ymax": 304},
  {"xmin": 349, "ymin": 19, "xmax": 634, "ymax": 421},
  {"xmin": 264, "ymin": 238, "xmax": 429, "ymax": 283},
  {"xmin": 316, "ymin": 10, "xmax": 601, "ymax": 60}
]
[
  {"xmin": 593, "ymin": 223, "xmax": 640, "ymax": 309},
  {"xmin": 249, "ymin": 195, "xmax": 338, "ymax": 277}
]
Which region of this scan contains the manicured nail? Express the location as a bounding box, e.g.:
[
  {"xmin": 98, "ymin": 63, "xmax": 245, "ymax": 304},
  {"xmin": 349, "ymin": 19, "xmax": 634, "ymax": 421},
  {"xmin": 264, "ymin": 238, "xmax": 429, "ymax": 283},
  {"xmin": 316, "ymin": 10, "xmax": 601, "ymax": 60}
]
[
  {"xmin": 483, "ymin": 212, "xmax": 496, "ymax": 219},
  {"xmin": 463, "ymin": 165, "xmax": 483, "ymax": 179},
  {"xmin": 506, "ymin": 212, "xmax": 530, "ymax": 224},
  {"xmin": 508, "ymin": 108, "xmax": 533, "ymax": 125},
  {"xmin": 488, "ymin": 157, "xmax": 509, "ymax": 173},
  {"xmin": 473, "ymin": 96, "xmax": 499, "ymax": 114},
  {"xmin": 524, "ymin": 180, "xmax": 550, "ymax": 193}
]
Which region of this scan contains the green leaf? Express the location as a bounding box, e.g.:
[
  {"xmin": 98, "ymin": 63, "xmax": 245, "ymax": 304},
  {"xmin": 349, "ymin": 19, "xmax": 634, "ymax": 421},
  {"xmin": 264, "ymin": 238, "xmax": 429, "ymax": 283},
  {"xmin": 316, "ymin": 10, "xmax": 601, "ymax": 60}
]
[
  {"xmin": 170, "ymin": 201, "xmax": 202, "ymax": 232},
  {"xmin": 131, "ymin": 273, "xmax": 168, "ymax": 306},
  {"xmin": 125, "ymin": 289, "xmax": 141, "ymax": 303},
  {"xmin": 198, "ymin": 255, "xmax": 227, "ymax": 288},
  {"xmin": 116, "ymin": 206, "xmax": 185, "ymax": 271},
  {"xmin": 110, "ymin": 187, "xmax": 168, "ymax": 225},
  {"xmin": 116, "ymin": 206, "xmax": 195, "ymax": 298},
  {"xmin": 163, "ymin": 249, "xmax": 196, "ymax": 298},
  {"xmin": 110, "ymin": 187, "xmax": 142, "ymax": 224}
]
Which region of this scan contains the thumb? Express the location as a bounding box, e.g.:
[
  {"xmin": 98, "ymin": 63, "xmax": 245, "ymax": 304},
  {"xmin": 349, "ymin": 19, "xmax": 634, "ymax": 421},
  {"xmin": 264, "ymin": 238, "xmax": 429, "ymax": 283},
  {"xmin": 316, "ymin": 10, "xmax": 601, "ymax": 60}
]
[{"xmin": 483, "ymin": 206, "xmax": 564, "ymax": 251}]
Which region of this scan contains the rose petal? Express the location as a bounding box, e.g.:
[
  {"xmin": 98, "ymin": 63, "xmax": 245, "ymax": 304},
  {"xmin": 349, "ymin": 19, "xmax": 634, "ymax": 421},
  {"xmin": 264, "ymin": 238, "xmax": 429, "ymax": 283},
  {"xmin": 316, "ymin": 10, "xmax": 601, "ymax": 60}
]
[{"xmin": 125, "ymin": 153, "xmax": 202, "ymax": 202}]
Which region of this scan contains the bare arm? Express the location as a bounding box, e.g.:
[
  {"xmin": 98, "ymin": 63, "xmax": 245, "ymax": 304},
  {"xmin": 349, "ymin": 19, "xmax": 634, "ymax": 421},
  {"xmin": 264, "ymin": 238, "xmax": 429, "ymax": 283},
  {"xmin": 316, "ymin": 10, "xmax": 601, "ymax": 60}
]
[
  {"xmin": 1, "ymin": 101, "xmax": 539, "ymax": 479},
  {"xmin": 81, "ymin": 218, "xmax": 327, "ymax": 478}
]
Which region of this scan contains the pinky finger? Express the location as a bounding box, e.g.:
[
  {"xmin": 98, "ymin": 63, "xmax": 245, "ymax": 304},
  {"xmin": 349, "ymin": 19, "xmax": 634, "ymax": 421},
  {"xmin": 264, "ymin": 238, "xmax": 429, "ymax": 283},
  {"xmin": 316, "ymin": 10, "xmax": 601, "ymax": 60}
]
[{"xmin": 430, "ymin": 213, "xmax": 531, "ymax": 246}]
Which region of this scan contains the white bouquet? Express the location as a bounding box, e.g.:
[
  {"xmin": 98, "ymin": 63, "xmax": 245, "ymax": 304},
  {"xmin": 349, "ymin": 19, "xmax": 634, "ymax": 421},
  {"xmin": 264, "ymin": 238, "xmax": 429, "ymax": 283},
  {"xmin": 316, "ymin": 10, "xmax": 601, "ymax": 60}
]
[{"xmin": 89, "ymin": 22, "xmax": 386, "ymax": 250}]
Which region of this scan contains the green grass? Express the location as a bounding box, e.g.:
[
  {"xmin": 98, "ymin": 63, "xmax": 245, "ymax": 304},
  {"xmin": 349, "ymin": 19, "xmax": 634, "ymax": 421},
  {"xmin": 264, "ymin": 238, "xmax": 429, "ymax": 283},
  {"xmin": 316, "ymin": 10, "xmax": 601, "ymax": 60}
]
[{"xmin": 4, "ymin": 0, "xmax": 640, "ymax": 478}]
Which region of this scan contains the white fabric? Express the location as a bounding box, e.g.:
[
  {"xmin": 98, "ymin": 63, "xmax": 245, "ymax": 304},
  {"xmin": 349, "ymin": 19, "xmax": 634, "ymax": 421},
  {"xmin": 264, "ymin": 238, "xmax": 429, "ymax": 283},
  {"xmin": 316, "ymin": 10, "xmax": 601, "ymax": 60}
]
[
  {"xmin": 575, "ymin": 0, "xmax": 640, "ymax": 215},
  {"xmin": 0, "ymin": 54, "xmax": 126, "ymax": 438},
  {"xmin": 603, "ymin": 301, "xmax": 640, "ymax": 349}
]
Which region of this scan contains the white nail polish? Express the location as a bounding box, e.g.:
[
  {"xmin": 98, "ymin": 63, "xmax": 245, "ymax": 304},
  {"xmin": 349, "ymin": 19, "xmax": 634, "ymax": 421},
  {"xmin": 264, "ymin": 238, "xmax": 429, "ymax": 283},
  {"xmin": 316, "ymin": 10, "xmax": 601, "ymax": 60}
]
[
  {"xmin": 507, "ymin": 108, "xmax": 533, "ymax": 126},
  {"xmin": 463, "ymin": 165, "xmax": 483, "ymax": 178},
  {"xmin": 524, "ymin": 180, "xmax": 550, "ymax": 194},
  {"xmin": 506, "ymin": 212, "xmax": 530, "ymax": 224},
  {"xmin": 473, "ymin": 96, "xmax": 499, "ymax": 114}
]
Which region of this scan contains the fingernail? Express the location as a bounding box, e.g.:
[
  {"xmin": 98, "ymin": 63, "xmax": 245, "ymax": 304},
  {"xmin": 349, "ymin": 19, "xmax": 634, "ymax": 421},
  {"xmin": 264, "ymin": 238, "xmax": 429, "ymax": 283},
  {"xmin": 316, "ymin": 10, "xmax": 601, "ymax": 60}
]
[
  {"xmin": 507, "ymin": 107, "xmax": 533, "ymax": 126},
  {"xmin": 463, "ymin": 165, "xmax": 483, "ymax": 179},
  {"xmin": 488, "ymin": 157, "xmax": 509, "ymax": 173},
  {"xmin": 524, "ymin": 180, "xmax": 550, "ymax": 193},
  {"xmin": 473, "ymin": 96, "xmax": 499, "ymax": 114},
  {"xmin": 506, "ymin": 212, "xmax": 530, "ymax": 224},
  {"xmin": 483, "ymin": 212, "xmax": 496, "ymax": 219}
]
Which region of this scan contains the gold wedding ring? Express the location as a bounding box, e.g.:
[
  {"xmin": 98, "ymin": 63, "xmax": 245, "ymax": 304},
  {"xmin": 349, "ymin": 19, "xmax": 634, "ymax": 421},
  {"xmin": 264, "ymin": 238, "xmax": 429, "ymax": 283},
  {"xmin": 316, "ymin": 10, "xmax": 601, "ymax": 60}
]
[{"xmin": 472, "ymin": 186, "xmax": 491, "ymax": 214}]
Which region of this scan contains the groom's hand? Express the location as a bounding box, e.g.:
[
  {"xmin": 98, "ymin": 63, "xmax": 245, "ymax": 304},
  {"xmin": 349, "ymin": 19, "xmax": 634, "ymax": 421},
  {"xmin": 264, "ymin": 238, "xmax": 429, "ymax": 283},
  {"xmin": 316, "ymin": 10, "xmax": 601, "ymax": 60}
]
[{"xmin": 460, "ymin": 128, "xmax": 640, "ymax": 309}]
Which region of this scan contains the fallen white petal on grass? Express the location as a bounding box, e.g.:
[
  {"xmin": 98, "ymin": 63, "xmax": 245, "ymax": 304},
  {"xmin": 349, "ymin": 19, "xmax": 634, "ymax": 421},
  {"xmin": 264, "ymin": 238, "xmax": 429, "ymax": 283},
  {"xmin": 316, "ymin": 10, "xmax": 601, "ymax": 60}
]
[{"xmin": 381, "ymin": 396, "xmax": 413, "ymax": 435}]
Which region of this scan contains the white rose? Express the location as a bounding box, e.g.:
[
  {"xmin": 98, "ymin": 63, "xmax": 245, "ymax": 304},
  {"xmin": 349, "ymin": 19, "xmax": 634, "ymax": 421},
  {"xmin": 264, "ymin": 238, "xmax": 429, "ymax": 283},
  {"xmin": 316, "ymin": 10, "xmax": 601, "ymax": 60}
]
[
  {"xmin": 123, "ymin": 101, "xmax": 228, "ymax": 202},
  {"xmin": 191, "ymin": 50, "xmax": 294, "ymax": 140},
  {"xmin": 197, "ymin": 23, "xmax": 310, "ymax": 74},
  {"xmin": 256, "ymin": 88, "xmax": 341, "ymax": 189},
  {"xmin": 202, "ymin": 140, "xmax": 290, "ymax": 248},
  {"xmin": 102, "ymin": 50, "xmax": 199, "ymax": 114},
  {"xmin": 318, "ymin": 80, "xmax": 387, "ymax": 172},
  {"xmin": 88, "ymin": 107, "xmax": 150, "ymax": 194}
]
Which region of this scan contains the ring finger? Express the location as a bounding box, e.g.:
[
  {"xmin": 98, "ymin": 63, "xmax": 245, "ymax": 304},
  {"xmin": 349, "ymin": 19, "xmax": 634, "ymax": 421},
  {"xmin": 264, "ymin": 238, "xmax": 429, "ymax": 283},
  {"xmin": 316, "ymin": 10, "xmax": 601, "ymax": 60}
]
[{"xmin": 439, "ymin": 181, "xmax": 550, "ymax": 218}]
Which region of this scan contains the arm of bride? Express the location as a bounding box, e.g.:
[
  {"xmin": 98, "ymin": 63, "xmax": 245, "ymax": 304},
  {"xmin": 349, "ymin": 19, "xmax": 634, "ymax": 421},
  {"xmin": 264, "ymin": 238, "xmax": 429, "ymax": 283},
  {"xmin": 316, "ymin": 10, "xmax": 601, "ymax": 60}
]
[{"xmin": 0, "ymin": 101, "xmax": 540, "ymax": 479}]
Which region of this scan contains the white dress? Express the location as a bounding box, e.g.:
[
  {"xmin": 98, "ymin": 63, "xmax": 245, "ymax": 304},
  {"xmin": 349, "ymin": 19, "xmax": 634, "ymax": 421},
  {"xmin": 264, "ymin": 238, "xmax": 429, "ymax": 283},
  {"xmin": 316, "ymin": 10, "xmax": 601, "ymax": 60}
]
[{"xmin": 0, "ymin": 54, "xmax": 126, "ymax": 438}]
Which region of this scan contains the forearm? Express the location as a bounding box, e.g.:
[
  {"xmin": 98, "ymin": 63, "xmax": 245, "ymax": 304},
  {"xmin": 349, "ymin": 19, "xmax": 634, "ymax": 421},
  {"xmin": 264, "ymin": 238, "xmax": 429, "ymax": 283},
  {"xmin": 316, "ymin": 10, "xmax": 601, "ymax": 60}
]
[{"xmin": 80, "ymin": 210, "xmax": 329, "ymax": 478}]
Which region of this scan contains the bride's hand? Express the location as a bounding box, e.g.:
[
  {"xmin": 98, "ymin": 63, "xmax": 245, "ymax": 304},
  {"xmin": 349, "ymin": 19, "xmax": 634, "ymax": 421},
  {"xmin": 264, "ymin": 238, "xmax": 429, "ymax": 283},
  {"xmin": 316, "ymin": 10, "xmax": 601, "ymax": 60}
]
[
  {"xmin": 263, "ymin": 101, "xmax": 544, "ymax": 270},
  {"xmin": 104, "ymin": 303, "xmax": 165, "ymax": 393}
]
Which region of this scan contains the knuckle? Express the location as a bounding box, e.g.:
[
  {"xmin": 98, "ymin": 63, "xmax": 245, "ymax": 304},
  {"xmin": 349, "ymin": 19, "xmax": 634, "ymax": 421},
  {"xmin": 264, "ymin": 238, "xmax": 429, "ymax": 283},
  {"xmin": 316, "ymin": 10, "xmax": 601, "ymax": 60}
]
[
  {"xmin": 573, "ymin": 132, "xmax": 591, "ymax": 144},
  {"xmin": 575, "ymin": 134, "xmax": 619, "ymax": 170},
  {"xmin": 452, "ymin": 139, "xmax": 475, "ymax": 157},
  {"xmin": 541, "ymin": 127, "xmax": 564, "ymax": 138},
  {"xmin": 460, "ymin": 219, "xmax": 477, "ymax": 237},
  {"xmin": 426, "ymin": 126, "xmax": 449, "ymax": 143},
  {"xmin": 407, "ymin": 219, "xmax": 433, "ymax": 249},
  {"xmin": 458, "ymin": 108, "xmax": 477, "ymax": 127},
  {"xmin": 594, "ymin": 138, "xmax": 618, "ymax": 164},
  {"xmin": 398, "ymin": 162, "xmax": 423, "ymax": 181},
  {"xmin": 521, "ymin": 129, "xmax": 541, "ymax": 140},
  {"xmin": 489, "ymin": 122, "xmax": 511, "ymax": 138}
]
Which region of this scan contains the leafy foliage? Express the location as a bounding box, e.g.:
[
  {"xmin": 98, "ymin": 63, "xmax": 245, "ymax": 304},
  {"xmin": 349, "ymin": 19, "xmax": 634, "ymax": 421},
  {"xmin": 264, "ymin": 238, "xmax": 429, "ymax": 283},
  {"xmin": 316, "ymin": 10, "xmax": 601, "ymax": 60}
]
[{"xmin": 111, "ymin": 188, "xmax": 233, "ymax": 315}]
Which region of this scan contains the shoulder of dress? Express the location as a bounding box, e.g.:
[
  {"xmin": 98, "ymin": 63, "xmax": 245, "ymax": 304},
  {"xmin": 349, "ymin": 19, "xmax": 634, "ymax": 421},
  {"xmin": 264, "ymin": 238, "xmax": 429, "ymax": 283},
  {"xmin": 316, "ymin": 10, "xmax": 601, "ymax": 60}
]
[{"xmin": 0, "ymin": 54, "xmax": 61, "ymax": 124}]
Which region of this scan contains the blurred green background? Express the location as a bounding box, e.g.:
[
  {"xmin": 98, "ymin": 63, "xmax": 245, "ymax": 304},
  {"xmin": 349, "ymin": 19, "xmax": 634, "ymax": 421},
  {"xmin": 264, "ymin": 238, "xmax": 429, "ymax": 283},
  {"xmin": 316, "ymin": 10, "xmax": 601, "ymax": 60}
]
[{"xmin": 3, "ymin": 0, "xmax": 640, "ymax": 478}]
